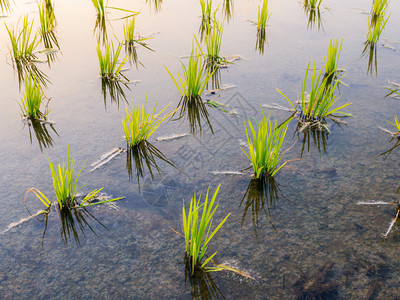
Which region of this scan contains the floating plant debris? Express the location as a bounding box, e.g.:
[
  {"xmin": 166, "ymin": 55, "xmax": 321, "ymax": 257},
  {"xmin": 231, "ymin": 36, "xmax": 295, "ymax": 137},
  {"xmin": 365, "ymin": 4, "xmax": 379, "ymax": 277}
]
[
  {"xmin": 155, "ymin": 133, "xmax": 189, "ymax": 142},
  {"xmin": 90, "ymin": 148, "xmax": 125, "ymax": 172}
]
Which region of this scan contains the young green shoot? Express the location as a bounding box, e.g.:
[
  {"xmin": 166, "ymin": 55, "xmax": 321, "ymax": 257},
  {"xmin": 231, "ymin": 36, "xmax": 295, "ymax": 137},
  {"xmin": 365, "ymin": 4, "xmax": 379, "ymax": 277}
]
[
  {"xmin": 199, "ymin": 0, "xmax": 212, "ymax": 24},
  {"xmin": 304, "ymin": 0, "xmax": 322, "ymax": 9},
  {"xmin": 387, "ymin": 116, "xmax": 400, "ymax": 134},
  {"xmin": 20, "ymin": 74, "xmax": 48, "ymax": 120},
  {"xmin": 205, "ymin": 18, "xmax": 224, "ymax": 63},
  {"xmin": 96, "ymin": 40, "xmax": 129, "ymax": 81},
  {"xmin": 257, "ymin": 0, "xmax": 270, "ymax": 31},
  {"xmin": 371, "ymin": 0, "xmax": 389, "ymax": 24},
  {"xmin": 38, "ymin": 1, "xmax": 56, "ymax": 34},
  {"xmin": 277, "ymin": 61, "xmax": 352, "ymax": 121},
  {"xmin": 26, "ymin": 146, "xmax": 123, "ymax": 211},
  {"xmin": 122, "ymin": 96, "xmax": 175, "ymax": 148},
  {"xmin": 324, "ymin": 38, "xmax": 343, "ymax": 78},
  {"xmin": 182, "ymin": 184, "xmax": 230, "ymax": 274},
  {"xmin": 5, "ymin": 15, "xmax": 40, "ymax": 63},
  {"xmin": 92, "ymin": 0, "xmax": 106, "ymax": 16},
  {"xmin": 242, "ymin": 113, "xmax": 289, "ymax": 178},
  {"xmin": 366, "ymin": 14, "xmax": 390, "ymax": 45},
  {"xmin": 165, "ymin": 41, "xmax": 214, "ymax": 100}
]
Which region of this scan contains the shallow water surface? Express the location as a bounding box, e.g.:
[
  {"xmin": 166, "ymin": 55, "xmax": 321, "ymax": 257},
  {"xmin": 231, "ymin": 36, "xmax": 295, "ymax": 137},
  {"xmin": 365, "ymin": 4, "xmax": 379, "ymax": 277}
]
[{"xmin": 1, "ymin": 0, "xmax": 400, "ymax": 298}]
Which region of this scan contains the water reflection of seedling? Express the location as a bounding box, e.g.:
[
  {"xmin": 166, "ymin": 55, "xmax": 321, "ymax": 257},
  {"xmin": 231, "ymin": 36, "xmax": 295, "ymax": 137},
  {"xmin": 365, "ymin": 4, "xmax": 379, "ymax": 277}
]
[
  {"xmin": 182, "ymin": 185, "xmax": 230, "ymax": 274},
  {"xmin": 101, "ymin": 77, "xmax": 130, "ymax": 108},
  {"xmin": 20, "ymin": 74, "xmax": 49, "ymax": 120},
  {"xmin": 38, "ymin": 1, "xmax": 57, "ymax": 45},
  {"xmin": 362, "ymin": 12, "xmax": 390, "ymax": 75},
  {"xmin": 278, "ymin": 61, "xmax": 352, "ymax": 131},
  {"xmin": 23, "ymin": 118, "xmax": 59, "ymax": 152},
  {"xmin": 199, "ymin": 0, "xmax": 212, "ymax": 29},
  {"xmin": 126, "ymin": 141, "xmax": 174, "ymax": 188},
  {"xmin": 378, "ymin": 117, "xmax": 400, "ymax": 159},
  {"xmin": 165, "ymin": 41, "xmax": 214, "ymax": 100},
  {"xmin": 222, "ymin": 0, "xmax": 233, "ymax": 21},
  {"xmin": 0, "ymin": 0, "xmax": 12, "ymax": 14},
  {"xmin": 255, "ymin": 27, "xmax": 266, "ymax": 55},
  {"xmin": 302, "ymin": 0, "xmax": 324, "ymax": 30},
  {"xmin": 146, "ymin": 0, "xmax": 162, "ymax": 13},
  {"xmin": 174, "ymin": 96, "xmax": 213, "ymax": 135},
  {"xmin": 41, "ymin": 205, "xmax": 108, "ymax": 246},
  {"xmin": 240, "ymin": 174, "xmax": 284, "ymax": 236},
  {"xmin": 184, "ymin": 257, "xmax": 225, "ymax": 299},
  {"xmin": 25, "ymin": 146, "xmax": 123, "ymax": 212},
  {"xmin": 242, "ymin": 112, "xmax": 292, "ymax": 178},
  {"xmin": 295, "ymin": 119, "xmax": 329, "ymax": 157},
  {"xmin": 123, "ymin": 16, "xmax": 154, "ymax": 68}
]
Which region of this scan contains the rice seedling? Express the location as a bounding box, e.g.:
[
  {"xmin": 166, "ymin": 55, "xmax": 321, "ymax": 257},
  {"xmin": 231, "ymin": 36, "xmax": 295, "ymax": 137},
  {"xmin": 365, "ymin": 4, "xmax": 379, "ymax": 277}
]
[
  {"xmin": 182, "ymin": 184, "xmax": 230, "ymax": 274},
  {"xmin": 205, "ymin": 19, "xmax": 224, "ymax": 63},
  {"xmin": 242, "ymin": 112, "xmax": 290, "ymax": 178},
  {"xmin": 96, "ymin": 40, "xmax": 129, "ymax": 81},
  {"xmin": 324, "ymin": 38, "xmax": 343, "ymax": 79},
  {"xmin": 38, "ymin": 1, "xmax": 59, "ymax": 50},
  {"xmin": 302, "ymin": 0, "xmax": 324, "ymax": 30},
  {"xmin": 278, "ymin": 61, "xmax": 352, "ymax": 122},
  {"xmin": 20, "ymin": 74, "xmax": 48, "ymax": 120},
  {"xmin": 257, "ymin": 0, "xmax": 270, "ymax": 31},
  {"xmin": 122, "ymin": 96, "xmax": 174, "ymax": 148},
  {"xmin": 385, "ymin": 81, "xmax": 400, "ymax": 98},
  {"xmin": 387, "ymin": 116, "xmax": 400, "ymax": 134},
  {"xmin": 26, "ymin": 147, "xmax": 122, "ymax": 211},
  {"xmin": 92, "ymin": 0, "xmax": 106, "ymax": 17},
  {"xmin": 165, "ymin": 42, "xmax": 214, "ymax": 100},
  {"xmin": 199, "ymin": 0, "xmax": 212, "ymax": 24},
  {"xmin": 366, "ymin": 14, "xmax": 390, "ymax": 45},
  {"xmin": 371, "ymin": 0, "xmax": 389, "ymax": 25},
  {"xmin": 123, "ymin": 16, "xmax": 154, "ymax": 67},
  {"xmin": 5, "ymin": 15, "xmax": 40, "ymax": 63}
]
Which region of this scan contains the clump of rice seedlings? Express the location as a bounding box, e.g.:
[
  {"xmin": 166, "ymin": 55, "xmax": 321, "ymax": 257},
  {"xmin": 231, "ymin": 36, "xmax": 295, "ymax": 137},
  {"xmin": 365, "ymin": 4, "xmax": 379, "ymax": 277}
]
[
  {"xmin": 26, "ymin": 146, "xmax": 122, "ymax": 211},
  {"xmin": 324, "ymin": 38, "xmax": 343, "ymax": 79},
  {"xmin": 387, "ymin": 116, "xmax": 400, "ymax": 134},
  {"xmin": 122, "ymin": 96, "xmax": 174, "ymax": 148},
  {"xmin": 97, "ymin": 40, "xmax": 129, "ymax": 81},
  {"xmin": 182, "ymin": 184, "xmax": 230, "ymax": 274},
  {"xmin": 205, "ymin": 18, "xmax": 224, "ymax": 63},
  {"xmin": 278, "ymin": 61, "xmax": 352, "ymax": 124},
  {"xmin": 366, "ymin": 14, "xmax": 390, "ymax": 45},
  {"xmin": 20, "ymin": 74, "xmax": 49, "ymax": 120},
  {"xmin": 371, "ymin": 0, "xmax": 389, "ymax": 25},
  {"xmin": 199, "ymin": 0, "xmax": 212, "ymax": 25},
  {"xmin": 92, "ymin": 0, "xmax": 106, "ymax": 17},
  {"xmin": 385, "ymin": 81, "xmax": 400, "ymax": 98},
  {"xmin": 38, "ymin": 1, "xmax": 59, "ymax": 50},
  {"xmin": 242, "ymin": 112, "xmax": 290, "ymax": 178},
  {"xmin": 5, "ymin": 15, "xmax": 40, "ymax": 63},
  {"xmin": 257, "ymin": 0, "xmax": 270, "ymax": 31},
  {"xmin": 165, "ymin": 42, "xmax": 214, "ymax": 100},
  {"xmin": 123, "ymin": 16, "xmax": 154, "ymax": 67}
]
